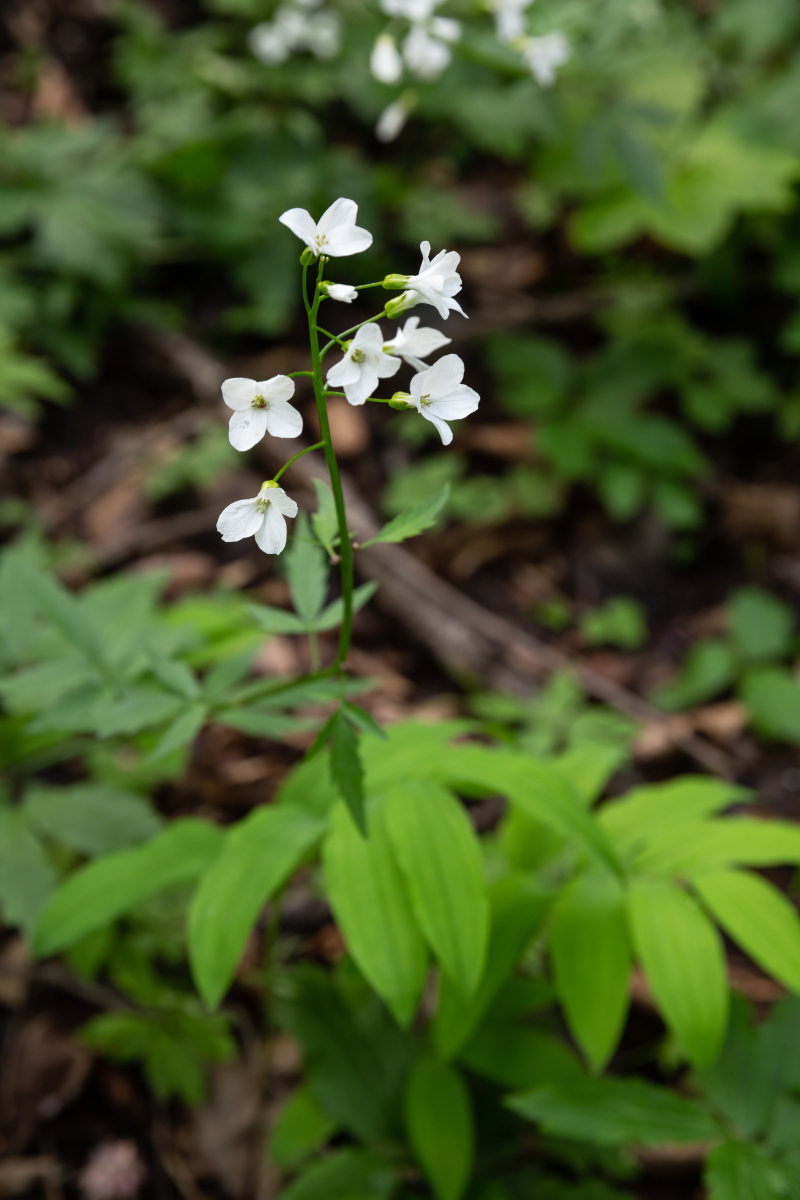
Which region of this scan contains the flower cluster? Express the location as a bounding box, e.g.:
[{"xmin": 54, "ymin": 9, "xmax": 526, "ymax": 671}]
[
  {"xmin": 249, "ymin": 0, "xmax": 340, "ymax": 64},
  {"xmin": 217, "ymin": 197, "xmax": 480, "ymax": 556}
]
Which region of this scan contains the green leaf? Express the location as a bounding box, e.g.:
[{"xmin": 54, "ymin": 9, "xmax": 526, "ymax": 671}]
[
  {"xmin": 627, "ymin": 877, "xmax": 728, "ymax": 1066},
  {"xmin": 361, "ymin": 484, "xmax": 450, "ymax": 547},
  {"xmin": 462, "ymin": 1024, "xmax": 582, "ymax": 1092},
  {"xmin": 280, "ymin": 1150, "xmax": 396, "ymax": 1200},
  {"xmin": 705, "ymin": 1140, "xmax": 787, "ymax": 1200},
  {"xmin": 580, "ymin": 597, "xmax": 647, "ymax": 650},
  {"xmin": 23, "ymin": 783, "xmax": 162, "ymax": 855},
  {"xmin": 268, "ymin": 1087, "xmax": 336, "ymax": 1169},
  {"xmin": 728, "ymin": 588, "xmax": 794, "ymax": 663},
  {"xmin": 311, "ymin": 478, "xmax": 339, "ymax": 558},
  {"xmin": 189, "ymin": 804, "xmax": 324, "ymax": 1008},
  {"xmin": 599, "ymin": 776, "xmax": 747, "ymax": 855},
  {"xmin": 148, "ymin": 654, "xmax": 201, "ymax": 701},
  {"xmin": 551, "ymin": 741, "xmax": 630, "ymax": 807},
  {"xmin": 740, "ymin": 666, "xmax": 800, "ymax": 741},
  {"xmin": 248, "ymin": 605, "xmax": 307, "ymax": 634},
  {"xmin": 18, "ymin": 560, "xmax": 116, "ymax": 689},
  {"xmin": 342, "ymin": 702, "xmax": 386, "ymax": 740},
  {"xmin": 652, "ymin": 639, "xmax": 736, "ymax": 711},
  {"xmin": 692, "ymin": 869, "xmax": 800, "ymax": 994},
  {"xmin": 631, "ymin": 817, "xmax": 800, "ymax": 875},
  {"xmin": 92, "ymin": 686, "xmax": 185, "ymax": 737},
  {"xmin": 313, "ymin": 581, "xmax": 378, "ymax": 632},
  {"xmin": 432, "ymin": 873, "xmax": 550, "ymax": 1059},
  {"xmin": 385, "ymin": 780, "xmax": 488, "ymax": 996},
  {"xmin": 508, "ymin": 1076, "xmax": 719, "ymax": 1147},
  {"xmin": 330, "ymin": 709, "xmax": 366, "ymax": 833},
  {"xmin": 0, "ymin": 809, "xmax": 57, "ymax": 934},
  {"xmin": 323, "ymin": 800, "xmax": 427, "ymax": 1026},
  {"xmin": 149, "ymin": 702, "xmax": 208, "ymax": 761},
  {"xmin": 405, "ymin": 1058, "xmax": 474, "ymax": 1200},
  {"xmin": 550, "ymin": 870, "xmax": 631, "ymax": 1072},
  {"xmin": 286, "ymin": 512, "xmax": 328, "ymax": 622},
  {"xmin": 34, "ymin": 818, "xmax": 223, "ymax": 956}
]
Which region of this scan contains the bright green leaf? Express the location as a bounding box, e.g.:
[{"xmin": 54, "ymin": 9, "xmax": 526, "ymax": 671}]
[
  {"xmin": 406, "ymin": 1058, "xmax": 474, "ymax": 1200},
  {"xmin": 361, "ymin": 484, "xmax": 450, "ymax": 547}
]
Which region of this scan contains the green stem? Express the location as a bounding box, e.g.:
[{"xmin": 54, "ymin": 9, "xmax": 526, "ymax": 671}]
[
  {"xmin": 287, "ymin": 370, "xmax": 314, "ymax": 378},
  {"xmin": 316, "ymin": 326, "xmax": 347, "ymax": 347},
  {"xmin": 272, "ymin": 441, "xmax": 324, "ymax": 482},
  {"xmin": 307, "ymin": 259, "xmax": 354, "ymax": 670},
  {"xmin": 354, "ymin": 281, "xmax": 388, "ymax": 290},
  {"xmin": 319, "ymin": 309, "xmax": 389, "ymax": 359}
]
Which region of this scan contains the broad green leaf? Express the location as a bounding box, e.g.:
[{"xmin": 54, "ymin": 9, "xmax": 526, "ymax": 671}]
[
  {"xmin": 0, "ymin": 808, "xmax": 57, "ymax": 934},
  {"xmin": 313, "ymin": 581, "xmax": 378, "ymax": 632},
  {"xmin": 280, "ymin": 1150, "xmax": 395, "ymax": 1200},
  {"xmin": 189, "ymin": 804, "xmax": 324, "ymax": 1008},
  {"xmin": 652, "ymin": 639, "xmax": 735, "ymax": 711},
  {"xmin": 149, "ymin": 702, "xmax": 208, "ymax": 761},
  {"xmin": 275, "ymin": 751, "xmax": 340, "ymax": 818},
  {"xmin": 405, "ymin": 1058, "xmax": 474, "ymax": 1200},
  {"xmin": 323, "ymin": 800, "xmax": 427, "ymax": 1027},
  {"xmin": 728, "ymin": 588, "xmax": 794, "ymax": 663},
  {"xmin": 599, "ymin": 776, "xmax": 747, "ymax": 855},
  {"xmin": 550, "ymin": 870, "xmax": 631, "ymax": 1072},
  {"xmin": 330, "ymin": 710, "xmax": 366, "ymax": 832},
  {"xmin": 34, "ymin": 818, "xmax": 223, "ymax": 956},
  {"xmin": 268, "ymin": 1087, "xmax": 336, "ymax": 1169},
  {"xmin": 632, "ymin": 818, "xmax": 800, "ymax": 875},
  {"xmin": 551, "ymin": 741, "xmax": 629, "ymax": 807},
  {"xmin": 361, "ymin": 484, "xmax": 450, "ymax": 547},
  {"xmin": 385, "ymin": 780, "xmax": 488, "ymax": 996},
  {"xmin": 311, "ymin": 478, "xmax": 339, "ymax": 558},
  {"xmin": 740, "ymin": 667, "xmax": 800, "ymax": 742},
  {"xmin": 705, "ymin": 1140, "xmax": 786, "ymax": 1200},
  {"xmin": 433, "ymin": 873, "xmax": 551, "ymax": 1059},
  {"xmin": 508, "ymin": 1076, "xmax": 719, "ymax": 1146},
  {"xmin": 432, "ymin": 746, "xmax": 623, "ymax": 880},
  {"xmin": 286, "ymin": 512, "xmax": 328, "ymax": 622},
  {"xmin": 692, "ymin": 869, "xmax": 800, "ymax": 994},
  {"xmin": 23, "ymin": 783, "xmax": 162, "ymax": 855},
  {"xmin": 627, "ymin": 877, "xmax": 728, "ymax": 1066}
]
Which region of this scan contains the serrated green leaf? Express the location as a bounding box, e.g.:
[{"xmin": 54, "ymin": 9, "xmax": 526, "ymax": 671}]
[
  {"xmin": 361, "ymin": 483, "xmax": 450, "ymax": 547},
  {"xmin": 343, "ymin": 702, "xmax": 386, "ymax": 740},
  {"xmin": 550, "ymin": 869, "xmax": 631, "ymax": 1072},
  {"xmin": 34, "ymin": 818, "xmax": 223, "ymax": 956},
  {"xmin": 627, "ymin": 877, "xmax": 728, "ymax": 1066},
  {"xmin": 189, "ymin": 803, "xmax": 324, "ymax": 1008},
  {"xmin": 406, "ymin": 1058, "xmax": 474, "ymax": 1200},
  {"xmin": 323, "ymin": 799, "xmax": 427, "ymax": 1026},
  {"xmin": 385, "ymin": 780, "xmax": 488, "ymax": 996},
  {"xmin": 692, "ymin": 869, "xmax": 800, "ymax": 995}
]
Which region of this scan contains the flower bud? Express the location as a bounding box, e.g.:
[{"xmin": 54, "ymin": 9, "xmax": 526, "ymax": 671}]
[
  {"xmin": 260, "ymin": 479, "xmax": 280, "ymax": 491},
  {"xmin": 300, "ymin": 247, "xmax": 317, "ymax": 266},
  {"xmin": 389, "ymin": 391, "xmax": 413, "ymax": 409},
  {"xmin": 385, "ymin": 292, "xmax": 414, "ymax": 318},
  {"xmin": 383, "ymin": 274, "xmax": 410, "ymax": 290}
]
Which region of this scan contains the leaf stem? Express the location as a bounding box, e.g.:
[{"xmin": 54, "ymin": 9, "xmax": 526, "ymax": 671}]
[
  {"xmin": 319, "ymin": 309, "xmax": 389, "ymax": 359},
  {"xmin": 272, "ymin": 442, "xmax": 324, "ymax": 482},
  {"xmin": 308, "ymin": 260, "xmax": 354, "ymax": 670},
  {"xmin": 287, "ymin": 370, "xmax": 314, "ymax": 378}
]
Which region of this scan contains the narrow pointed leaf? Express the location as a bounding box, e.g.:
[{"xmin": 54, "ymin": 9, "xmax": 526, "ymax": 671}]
[
  {"xmin": 286, "ymin": 512, "xmax": 328, "ymax": 622},
  {"xmin": 405, "ymin": 1057, "xmax": 474, "ymax": 1200},
  {"xmin": 361, "ymin": 484, "xmax": 450, "ymax": 547},
  {"xmin": 311, "ymin": 479, "xmax": 339, "ymax": 557},
  {"xmin": 330, "ymin": 710, "xmax": 366, "ymax": 832}
]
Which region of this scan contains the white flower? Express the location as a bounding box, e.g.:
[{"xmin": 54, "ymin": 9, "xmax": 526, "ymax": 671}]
[
  {"xmin": 403, "ymin": 24, "xmax": 452, "ymax": 79},
  {"xmin": 280, "ymin": 197, "xmax": 373, "ymax": 258},
  {"xmin": 429, "ymin": 16, "xmax": 461, "ymax": 41},
  {"xmin": 520, "ymin": 31, "xmax": 570, "ymax": 86},
  {"xmin": 249, "ymin": 5, "xmax": 340, "ymax": 63},
  {"xmin": 217, "ymin": 482, "xmax": 299, "ymax": 556},
  {"xmin": 384, "ymin": 316, "xmax": 451, "ymax": 371},
  {"xmin": 397, "ymin": 241, "xmax": 467, "ymax": 320},
  {"xmin": 376, "ymin": 100, "xmax": 409, "ymax": 142},
  {"xmin": 222, "ymin": 376, "xmax": 302, "ymax": 451},
  {"xmin": 303, "ymin": 8, "xmax": 341, "ymax": 57},
  {"xmin": 325, "ymin": 283, "xmax": 358, "ymax": 303},
  {"xmin": 381, "ymin": 0, "xmax": 440, "ymax": 21},
  {"xmin": 326, "ymin": 323, "xmax": 401, "ymax": 405},
  {"xmin": 488, "ymin": 0, "xmax": 534, "ymax": 42},
  {"xmin": 371, "ymin": 33, "xmax": 403, "ymax": 83},
  {"xmin": 407, "ymin": 354, "xmax": 479, "ymax": 445}
]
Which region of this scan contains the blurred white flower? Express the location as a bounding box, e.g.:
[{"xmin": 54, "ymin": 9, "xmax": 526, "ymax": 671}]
[
  {"xmin": 326, "ymin": 324, "xmax": 401, "ymax": 405},
  {"xmin": 384, "ymin": 316, "xmax": 451, "ymax": 371},
  {"xmin": 398, "ymin": 240, "xmax": 467, "ymax": 320},
  {"xmin": 376, "ymin": 100, "xmax": 409, "ymax": 142},
  {"xmin": 249, "ymin": 5, "xmax": 340, "ymax": 65},
  {"xmin": 407, "ymin": 354, "xmax": 480, "ymax": 444},
  {"xmin": 381, "ymin": 0, "xmax": 441, "ymax": 21},
  {"xmin": 488, "ymin": 0, "xmax": 534, "ymax": 42},
  {"xmin": 371, "ymin": 32, "xmax": 404, "ymax": 82},
  {"xmin": 325, "ymin": 283, "xmax": 358, "ymax": 302},
  {"xmin": 429, "ymin": 16, "xmax": 461, "ymax": 40},
  {"xmin": 222, "ymin": 376, "xmax": 302, "ymax": 451},
  {"xmin": 403, "ymin": 23, "xmax": 454, "ymax": 79},
  {"xmin": 280, "ymin": 197, "xmax": 373, "ymax": 257},
  {"xmin": 217, "ymin": 482, "xmax": 299, "ymax": 556},
  {"xmin": 519, "ymin": 30, "xmax": 570, "ymax": 85}
]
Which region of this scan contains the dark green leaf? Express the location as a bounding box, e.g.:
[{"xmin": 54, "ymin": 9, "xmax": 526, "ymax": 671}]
[
  {"xmin": 740, "ymin": 667, "xmax": 800, "ymax": 741},
  {"xmin": 330, "ymin": 709, "xmax": 366, "ymax": 832},
  {"xmin": 268, "ymin": 1087, "xmax": 336, "ymax": 1169},
  {"xmin": 280, "ymin": 1150, "xmax": 395, "ymax": 1200},
  {"xmin": 652, "ymin": 639, "xmax": 736, "ymax": 711},
  {"xmin": 405, "ymin": 1058, "xmax": 474, "ymax": 1200},
  {"xmin": 706, "ymin": 1140, "xmax": 787, "ymax": 1200},
  {"xmin": 728, "ymin": 588, "xmax": 793, "ymax": 663}
]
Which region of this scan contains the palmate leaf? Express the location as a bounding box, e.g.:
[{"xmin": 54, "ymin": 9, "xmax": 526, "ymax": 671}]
[{"xmin": 361, "ymin": 484, "xmax": 450, "ymax": 547}]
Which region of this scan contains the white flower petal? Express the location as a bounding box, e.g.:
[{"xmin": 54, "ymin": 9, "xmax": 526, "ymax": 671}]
[
  {"xmin": 327, "ymin": 355, "xmax": 361, "ymax": 388},
  {"xmin": 228, "ymin": 406, "xmax": 270, "ymax": 451},
  {"xmin": 325, "ymin": 225, "xmax": 373, "ymax": 256},
  {"xmin": 352, "ymin": 323, "xmax": 384, "ymax": 352},
  {"xmin": 419, "ymin": 353, "xmax": 465, "ymax": 395},
  {"xmin": 265, "ymin": 398, "xmax": 303, "ymax": 438},
  {"xmin": 428, "ymin": 386, "xmax": 480, "ymax": 420},
  {"xmin": 271, "ymin": 489, "xmax": 300, "ymax": 516},
  {"xmin": 317, "ymin": 197, "xmax": 358, "ymax": 236},
  {"xmin": 376, "ymin": 352, "xmax": 402, "ymax": 379},
  {"xmin": 261, "ymin": 375, "xmax": 296, "ymax": 404},
  {"xmin": 217, "ymin": 498, "xmax": 264, "ymax": 542},
  {"xmin": 279, "ymin": 207, "xmax": 318, "ymax": 248},
  {"xmin": 327, "ymin": 284, "xmax": 358, "ymax": 302},
  {"xmin": 255, "ymin": 501, "xmax": 289, "ymax": 554},
  {"xmin": 221, "ymin": 377, "xmax": 259, "ymax": 411},
  {"xmin": 371, "ymin": 33, "xmax": 403, "ymax": 83},
  {"xmin": 422, "ymin": 411, "xmax": 454, "ymax": 445},
  {"xmin": 346, "ymin": 363, "xmax": 379, "ymax": 405}
]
